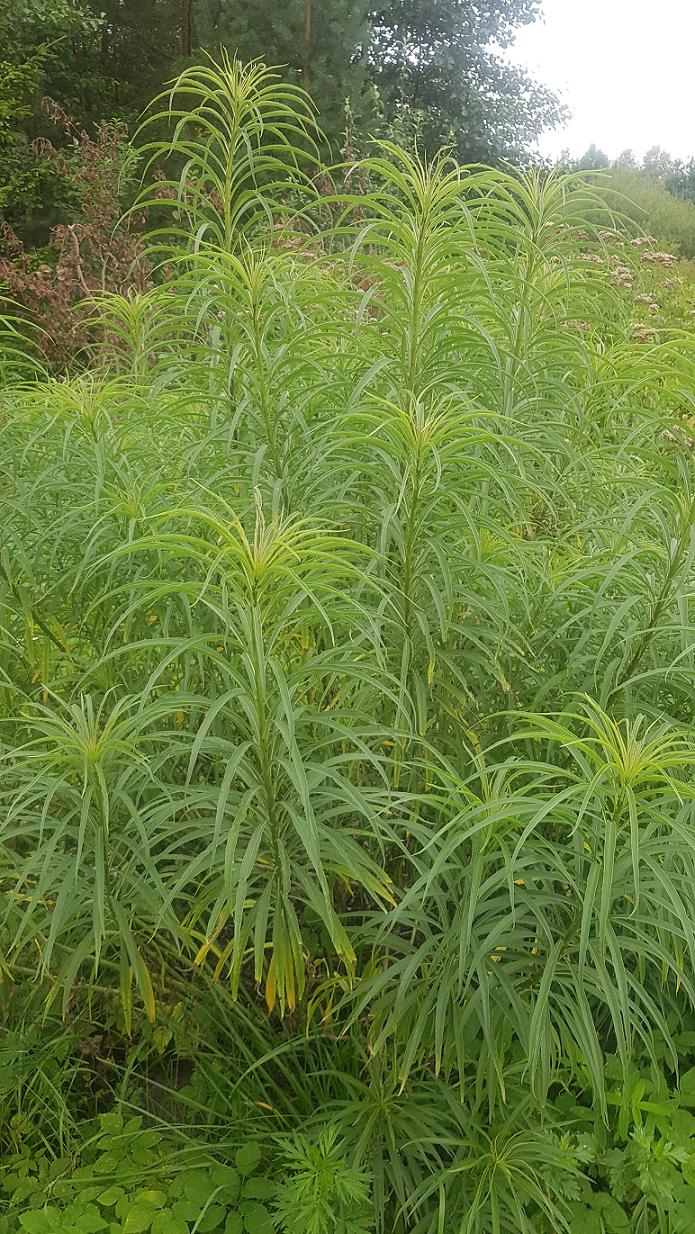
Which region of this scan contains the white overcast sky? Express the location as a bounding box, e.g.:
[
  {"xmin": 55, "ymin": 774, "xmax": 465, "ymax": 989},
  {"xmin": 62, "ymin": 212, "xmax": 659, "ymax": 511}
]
[{"xmin": 508, "ymin": 0, "xmax": 695, "ymax": 162}]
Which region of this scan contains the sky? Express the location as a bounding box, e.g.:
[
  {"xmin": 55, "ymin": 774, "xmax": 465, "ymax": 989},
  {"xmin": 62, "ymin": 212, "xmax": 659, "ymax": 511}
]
[{"xmin": 508, "ymin": 0, "xmax": 695, "ymax": 162}]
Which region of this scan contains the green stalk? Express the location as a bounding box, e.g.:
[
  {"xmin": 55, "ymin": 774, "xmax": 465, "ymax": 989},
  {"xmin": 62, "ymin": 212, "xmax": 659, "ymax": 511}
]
[
  {"xmin": 249, "ymin": 609, "xmax": 282, "ymax": 873},
  {"xmin": 502, "ymin": 234, "xmax": 539, "ymax": 423},
  {"xmin": 618, "ymin": 494, "xmax": 695, "ymax": 686},
  {"xmin": 250, "ymin": 291, "xmax": 283, "ymax": 480},
  {"xmin": 222, "ymin": 114, "xmax": 240, "ymax": 254},
  {"xmin": 245, "ymin": 604, "xmax": 287, "ymax": 997},
  {"xmin": 392, "ymin": 424, "xmax": 425, "ymax": 787},
  {"xmin": 405, "ymin": 190, "xmax": 431, "ymax": 397}
]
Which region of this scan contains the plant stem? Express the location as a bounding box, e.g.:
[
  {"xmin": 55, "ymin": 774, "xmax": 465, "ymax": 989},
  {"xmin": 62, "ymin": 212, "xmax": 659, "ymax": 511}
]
[{"xmin": 618, "ymin": 495, "xmax": 695, "ymax": 685}]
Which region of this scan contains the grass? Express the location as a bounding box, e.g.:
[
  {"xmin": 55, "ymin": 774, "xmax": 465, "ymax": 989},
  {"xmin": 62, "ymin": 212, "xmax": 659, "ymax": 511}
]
[{"xmin": 2, "ymin": 56, "xmax": 695, "ymax": 1234}]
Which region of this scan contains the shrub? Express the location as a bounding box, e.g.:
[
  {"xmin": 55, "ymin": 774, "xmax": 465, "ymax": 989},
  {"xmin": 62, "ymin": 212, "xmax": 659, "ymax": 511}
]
[
  {"xmin": 0, "ymin": 100, "xmax": 149, "ymax": 367},
  {"xmin": 604, "ymin": 167, "xmax": 695, "ymax": 259}
]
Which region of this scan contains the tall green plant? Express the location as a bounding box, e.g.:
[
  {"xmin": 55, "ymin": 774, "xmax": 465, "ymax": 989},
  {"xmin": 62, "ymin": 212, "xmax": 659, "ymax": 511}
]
[
  {"xmin": 135, "ymin": 53, "xmax": 320, "ymax": 254},
  {"xmin": 2, "ymin": 56, "xmax": 695, "ymax": 1234}
]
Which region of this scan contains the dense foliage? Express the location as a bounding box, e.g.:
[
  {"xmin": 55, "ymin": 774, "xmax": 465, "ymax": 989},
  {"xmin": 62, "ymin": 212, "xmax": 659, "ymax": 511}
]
[
  {"xmin": 0, "ymin": 0, "xmax": 562, "ymax": 244},
  {"xmin": 573, "ymin": 148, "xmax": 695, "ymax": 261},
  {"xmin": 2, "ymin": 58, "xmax": 695, "ymax": 1234},
  {"xmin": 580, "ymin": 145, "xmax": 695, "ymax": 214}
]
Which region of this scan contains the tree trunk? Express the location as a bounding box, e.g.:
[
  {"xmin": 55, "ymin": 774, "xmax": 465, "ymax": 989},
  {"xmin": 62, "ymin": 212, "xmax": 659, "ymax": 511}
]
[
  {"xmin": 180, "ymin": 0, "xmax": 192, "ymax": 59},
  {"xmin": 303, "ymin": 0, "xmax": 312, "ymax": 91}
]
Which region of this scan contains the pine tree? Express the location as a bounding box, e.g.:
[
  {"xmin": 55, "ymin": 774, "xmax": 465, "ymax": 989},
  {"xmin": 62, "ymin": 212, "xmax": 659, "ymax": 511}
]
[{"xmin": 193, "ymin": 0, "xmax": 375, "ymax": 153}]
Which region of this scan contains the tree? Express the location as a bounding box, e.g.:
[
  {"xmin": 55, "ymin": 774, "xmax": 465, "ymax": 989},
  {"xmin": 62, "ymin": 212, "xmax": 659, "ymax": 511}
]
[
  {"xmin": 1, "ymin": 0, "xmax": 564, "ymax": 245},
  {"xmin": 0, "ymin": 0, "xmax": 182, "ymax": 242},
  {"xmin": 638, "ymin": 148, "xmax": 695, "ymax": 210},
  {"xmin": 47, "ymin": 0, "xmax": 181, "ymax": 123},
  {"xmin": 577, "ymin": 144, "xmax": 609, "ymax": 171},
  {"xmin": 0, "ymin": 0, "xmax": 104, "ymax": 241},
  {"xmin": 189, "ymin": 0, "xmax": 563, "ymax": 161},
  {"xmin": 367, "ymin": 0, "xmax": 566, "ymax": 162},
  {"xmin": 643, "ymin": 145, "xmax": 674, "ymax": 178},
  {"xmin": 0, "ymin": 50, "xmax": 51, "ymax": 234},
  {"xmin": 192, "ymin": 0, "xmax": 375, "ymax": 152},
  {"xmin": 665, "ymin": 158, "xmax": 695, "ymax": 206},
  {"xmin": 0, "ymin": 0, "xmax": 182, "ymax": 130}
]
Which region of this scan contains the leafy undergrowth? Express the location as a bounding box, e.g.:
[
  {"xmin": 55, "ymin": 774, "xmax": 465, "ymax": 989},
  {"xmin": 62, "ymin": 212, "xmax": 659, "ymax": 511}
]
[
  {"xmin": 2, "ymin": 1116, "xmax": 273, "ymax": 1234},
  {"xmin": 2, "ymin": 56, "xmax": 695, "ymax": 1234}
]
